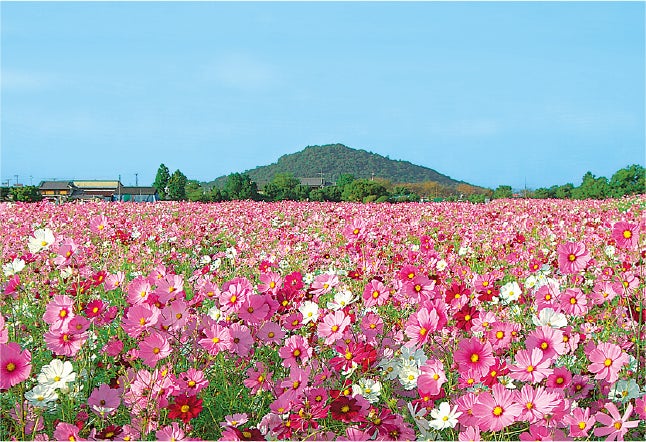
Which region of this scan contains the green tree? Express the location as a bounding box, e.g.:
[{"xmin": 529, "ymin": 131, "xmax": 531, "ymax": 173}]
[
  {"xmin": 492, "ymin": 185, "xmax": 513, "ymax": 199},
  {"xmin": 223, "ymin": 173, "xmax": 260, "ymax": 201},
  {"xmin": 153, "ymin": 164, "xmax": 171, "ymax": 200},
  {"xmin": 341, "ymin": 179, "xmax": 389, "ymax": 202},
  {"xmin": 572, "ymin": 172, "xmax": 610, "ymax": 200},
  {"xmin": 336, "ymin": 174, "xmax": 356, "ymax": 190},
  {"xmin": 9, "ymin": 186, "xmax": 42, "ymax": 202},
  {"xmin": 263, "ymin": 172, "xmax": 306, "ymax": 201},
  {"xmin": 167, "ymin": 170, "xmax": 188, "ymax": 200},
  {"xmin": 609, "ymin": 164, "xmax": 645, "ymax": 197},
  {"xmin": 555, "ymin": 183, "xmax": 574, "ymax": 199}
]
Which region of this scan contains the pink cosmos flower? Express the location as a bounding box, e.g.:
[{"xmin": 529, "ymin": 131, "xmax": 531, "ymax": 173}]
[
  {"xmin": 0, "ymin": 316, "xmax": 7, "ymax": 344},
  {"xmin": 139, "ymin": 331, "xmax": 172, "ymax": 367},
  {"xmin": 199, "ymin": 323, "xmax": 232, "ymax": 355},
  {"xmin": 90, "ymin": 214, "xmax": 110, "ymax": 234},
  {"xmin": 546, "ymin": 366, "xmax": 572, "ymax": 391},
  {"xmin": 404, "ymin": 307, "xmax": 442, "ymax": 347},
  {"xmin": 454, "ymin": 337, "xmax": 495, "ymax": 378},
  {"xmin": 590, "ymin": 281, "xmax": 619, "ymax": 305},
  {"xmin": 509, "ymin": 347, "xmax": 553, "ymax": 383},
  {"xmin": 587, "ymin": 342, "xmax": 629, "ymax": 384},
  {"xmin": 279, "ymin": 335, "xmax": 312, "ymax": 368},
  {"xmin": 525, "ymin": 326, "xmax": 566, "ymax": 362},
  {"xmin": 417, "ymin": 359, "xmax": 447, "ymax": 396},
  {"xmin": 155, "ymin": 273, "xmax": 185, "ymax": 304},
  {"xmin": 458, "ymin": 426, "xmax": 481, "ymax": 441},
  {"xmin": 178, "ymin": 368, "xmax": 209, "ymax": 395},
  {"xmin": 256, "ymin": 321, "xmax": 285, "ymax": 345},
  {"xmin": 472, "ymin": 383, "xmax": 523, "ymax": 432},
  {"xmin": 88, "ymin": 383, "xmax": 121, "ymax": 416},
  {"xmin": 126, "ymin": 276, "xmax": 153, "ymax": 305},
  {"xmin": 557, "ymin": 241, "xmax": 590, "ymax": 274},
  {"xmin": 243, "ymin": 361, "xmax": 273, "ymax": 395},
  {"xmin": 238, "ymin": 295, "xmax": 270, "ymax": 325},
  {"xmin": 43, "ymin": 329, "xmax": 87, "ymax": 357},
  {"xmin": 53, "ymin": 422, "xmax": 81, "ymax": 441},
  {"xmin": 229, "ymin": 323, "xmax": 253, "ymax": 358},
  {"xmin": 635, "ymin": 395, "xmax": 646, "ymax": 420},
  {"xmin": 310, "ymin": 272, "xmax": 338, "ymax": 296},
  {"xmin": 219, "ymin": 277, "xmax": 253, "ymax": 314},
  {"xmin": 257, "ymin": 271, "xmax": 282, "ymax": 294},
  {"xmin": 515, "ymin": 384, "xmax": 560, "ymax": 423},
  {"xmin": 593, "ymin": 402, "xmax": 639, "ymax": 441},
  {"xmin": 360, "ymin": 312, "xmax": 384, "ymax": 340},
  {"xmin": 156, "ymin": 422, "xmax": 186, "ymax": 441},
  {"xmin": 559, "ymin": 288, "xmax": 588, "ymax": 316},
  {"xmin": 104, "ymin": 271, "xmax": 125, "ymax": 291},
  {"xmin": 564, "ymin": 406, "xmax": 595, "ymax": 438},
  {"xmin": 0, "ymin": 342, "xmax": 31, "ymax": 389},
  {"xmin": 362, "ymin": 279, "xmax": 389, "ymax": 307},
  {"xmin": 612, "ymin": 221, "xmax": 639, "ymax": 250},
  {"xmin": 318, "ymin": 310, "xmax": 351, "ymax": 345},
  {"xmin": 161, "ymin": 299, "xmax": 189, "ymax": 331},
  {"xmin": 42, "ymin": 295, "xmax": 75, "ymax": 331},
  {"xmin": 121, "ymin": 304, "xmax": 161, "ymax": 338}
]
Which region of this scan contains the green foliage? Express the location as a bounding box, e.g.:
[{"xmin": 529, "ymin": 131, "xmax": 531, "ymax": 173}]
[
  {"xmin": 341, "ymin": 179, "xmax": 389, "ymax": 202},
  {"xmin": 9, "ymin": 185, "xmax": 42, "ymax": 202},
  {"xmin": 555, "ymin": 183, "xmax": 575, "ymax": 199},
  {"xmin": 167, "ymin": 169, "xmax": 188, "ymax": 201},
  {"xmin": 492, "ymin": 185, "xmax": 513, "ymax": 199},
  {"xmin": 572, "ymin": 171, "xmax": 610, "ymax": 200},
  {"xmin": 310, "ymin": 186, "xmax": 342, "ymax": 202},
  {"xmin": 263, "ymin": 172, "xmax": 310, "ymax": 201},
  {"xmin": 609, "ymin": 164, "xmax": 645, "ymax": 197},
  {"xmin": 223, "ymin": 173, "xmax": 260, "ymax": 201},
  {"xmin": 153, "ymin": 164, "xmax": 171, "ymax": 200},
  {"xmin": 336, "ymin": 173, "xmax": 356, "ymax": 189}
]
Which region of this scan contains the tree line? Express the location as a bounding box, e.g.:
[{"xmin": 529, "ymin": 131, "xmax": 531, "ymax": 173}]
[{"xmin": 152, "ymin": 163, "xmax": 644, "ymax": 203}]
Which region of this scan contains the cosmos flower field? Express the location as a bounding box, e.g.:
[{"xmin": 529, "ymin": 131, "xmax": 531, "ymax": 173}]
[{"xmin": 1, "ymin": 197, "xmax": 644, "ymax": 441}]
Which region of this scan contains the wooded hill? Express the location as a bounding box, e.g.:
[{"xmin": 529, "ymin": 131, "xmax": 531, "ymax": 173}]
[{"xmin": 206, "ymin": 144, "xmax": 479, "ymax": 190}]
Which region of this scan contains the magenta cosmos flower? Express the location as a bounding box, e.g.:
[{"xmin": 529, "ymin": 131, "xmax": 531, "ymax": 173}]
[
  {"xmin": 454, "ymin": 337, "xmax": 495, "ymax": 378},
  {"xmin": 472, "ymin": 383, "xmax": 523, "ymax": 432},
  {"xmin": 557, "ymin": 241, "xmax": 590, "ymax": 274},
  {"xmin": 0, "ymin": 342, "xmax": 31, "ymax": 390},
  {"xmin": 587, "ymin": 342, "xmax": 629, "ymax": 384},
  {"xmin": 612, "ymin": 221, "xmax": 639, "ymax": 250}
]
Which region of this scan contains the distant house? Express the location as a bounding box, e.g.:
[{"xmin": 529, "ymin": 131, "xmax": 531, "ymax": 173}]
[
  {"xmin": 70, "ymin": 180, "xmax": 121, "ymax": 201},
  {"xmin": 299, "ymin": 177, "xmax": 332, "ymax": 188},
  {"xmin": 115, "ymin": 186, "xmax": 159, "ymax": 202},
  {"xmin": 39, "ymin": 181, "xmax": 77, "ymax": 202}
]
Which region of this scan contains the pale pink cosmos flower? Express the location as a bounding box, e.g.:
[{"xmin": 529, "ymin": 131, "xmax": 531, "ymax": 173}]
[
  {"xmin": 515, "ymin": 384, "xmax": 560, "ymax": 423},
  {"xmin": 238, "ymin": 295, "xmax": 270, "ymax": 325},
  {"xmin": 156, "ymin": 422, "xmax": 185, "ymax": 441},
  {"xmin": 43, "ymin": 329, "xmax": 87, "ymax": 357},
  {"xmin": 53, "ymin": 422, "xmax": 81, "ymax": 441},
  {"xmin": 564, "ymin": 406, "xmax": 595, "ymax": 438},
  {"xmin": 557, "ymin": 241, "xmax": 590, "ymax": 274},
  {"xmin": 593, "ymin": 402, "xmax": 639, "ymax": 441},
  {"xmin": 256, "ymin": 321, "xmax": 285, "ymax": 345},
  {"xmin": 219, "ymin": 277, "xmax": 252, "ymax": 314},
  {"xmin": 559, "ymin": 288, "xmax": 589, "ymax": 316},
  {"xmin": 362, "ymin": 279, "xmax": 389, "ymax": 307},
  {"xmin": 198, "ymin": 323, "xmax": 232, "ymax": 355},
  {"xmin": 318, "ymin": 310, "xmax": 351, "ymax": 345},
  {"xmin": 417, "ymin": 358, "xmax": 447, "ymax": 396},
  {"xmin": 42, "ymin": 295, "xmax": 76, "ymax": 332},
  {"xmin": 587, "ymin": 342, "xmax": 629, "ymax": 384},
  {"xmin": 278, "ymin": 335, "xmax": 312, "ymax": 368},
  {"xmin": 310, "ymin": 272, "xmax": 338, "ymax": 296},
  {"xmin": 229, "ymin": 323, "xmax": 253, "ymax": 358},
  {"xmin": 126, "ymin": 276, "xmax": 153, "ymax": 305},
  {"xmin": 458, "ymin": 426, "xmax": 481, "ymax": 441},
  {"xmin": 155, "ymin": 273, "xmax": 185, "ymax": 304},
  {"xmin": 138, "ymin": 331, "xmax": 172, "ymax": 367},
  {"xmin": 404, "ymin": 306, "xmax": 442, "ymax": 347},
  {"xmin": 121, "ymin": 304, "xmax": 161, "ymax": 338},
  {"xmin": 509, "ymin": 347, "xmax": 553, "ymax": 383},
  {"xmin": 0, "ymin": 342, "xmax": 32, "ymax": 389},
  {"xmin": 243, "ymin": 362, "xmax": 272, "ymax": 395},
  {"xmin": 525, "ymin": 326, "xmax": 566, "ymax": 362}
]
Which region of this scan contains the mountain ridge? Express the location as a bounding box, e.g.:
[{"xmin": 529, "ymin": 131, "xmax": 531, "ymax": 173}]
[{"xmin": 206, "ymin": 144, "xmax": 477, "ymax": 189}]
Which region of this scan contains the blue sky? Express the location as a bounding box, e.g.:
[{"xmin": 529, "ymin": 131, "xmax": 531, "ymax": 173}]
[{"xmin": 1, "ymin": 1, "xmax": 644, "ymax": 190}]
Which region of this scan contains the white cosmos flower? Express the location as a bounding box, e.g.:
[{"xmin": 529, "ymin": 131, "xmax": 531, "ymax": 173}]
[
  {"xmin": 499, "ymin": 281, "xmax": 522, "ymax": 304},
  {"xmin": 429, "ymin": 402, "xmax": 462, "ymax": 430},
  {"xmin": 207, "ymin": 305, "xmax": 223, "ymax": 321},
  {"xmin": 28, "ymin": 228, "xmax": 55, "ymax": 253},
  {"xmin": 326, "ymin": 288, "xmax": 358, "ymax": 311},
  {"xmin": 37, "ymin": 359, "xmax": 76, "ymax": 392},
  {"xmin": 352, "ymin": 379, "xmax": 382, "ymax": 404},
  {"xmin": 398, "ymin": 360, "xmax": 420, "ymax": 390},
  {"xmin": 298, "ymin": 301, "xmax": 319, "ymax": 324},
  {"xmin": 436, "ymin": 259, "xmax": 448, "ymax": 272},
  {"xmin": 2, "ymin": 258, "xmax": 25, "ymax": 276},
  {"xmin": 200, "ymin": 255, "xmax": 212, "ymax": 265},
  {"xmin": 608, "ymin": 379, "xmax": 641, "ymax": 403},
  {"xmin": 533, "ymin": 308, "xmax": 568, "ymax": 328},
  {"xmin": 25, "ymin": 384, "xmax": 58, "ymax": 408}
]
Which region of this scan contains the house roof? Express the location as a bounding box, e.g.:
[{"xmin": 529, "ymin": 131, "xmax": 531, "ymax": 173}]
[
  {"xmin": 119, "ymin": 186, "xmax": 158, "ymax": 195},
  {"xmin": 299, "ymin": 177, "xmax": 326, "ymax": 186},
  {"xmin": 39, "ymin": 181, "xmax": 73, "ymax": 190},
  {"xmin": 73, "ymin": 180, "xmax": 121, "ymax": 189}
]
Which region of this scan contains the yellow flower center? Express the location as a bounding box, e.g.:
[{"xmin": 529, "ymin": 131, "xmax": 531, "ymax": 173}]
[
  {"xmin": 526, "ymin": 402, "xmax": 533, "ymax": 409},
  {"xmin": 139, "ymin": 318, "xmax": 146, "ymax": 326},
  {"xmin": 419, "ymin": 327, "xmax": 427, "ymax": 336},
  {"xmin": 268, "ymin": 332, "xmax": 275, "ymax": 338},
  {"xmin": 212, "ymin": 337, "xmax": 220, "ymax": 344},
  {"xmin": 372, "ymin": 291, "xmax": 380, "ymax": 299},
  {"xmin": 433, "ymin": 374, "xmax": 439, "ymax": 380},
  {"xmin": 604, "ymin": 358, "xmax": 613, "ymax": 367},
  {"xmin": 614, "ymin": 421, "xmax": 622, "ymax": 430},
  {"xmin": 6, "ymin": 362, "xmax": 16, "ymax": 372},
  {"xmin": 180, "ymin": 405, "xmax": 190, "ymax": 413},
  {"xmin": 623, "ymin": 230, "xmax": 632, "ymax": 239},
  {"xmin": 568, "ymin": 254, "xmax": 576, "ymax": 262},
  {"xmin": 230, "ymin": 295, "xmax": 237, "ymax": 303},
  {"xmin": 464, "ymin": 314, "xmax": 471, "ymax": 321},
  {"xmin": 578, "ymin": 421, "xmax": 586, "ymax": 430},
  {"xmin": 331, "ymin": 325, "xmax": 339, "ymax": 332},
  {"xmin": 59, "ymin": 309, "xmax": 67, "ymax": 318},
  {"xmin": 526, "ymin": 365, "xmax": 534, "ymax": 372},
  {"xmin": 54, "ymin": 376, "xmax": 61, "ymax": 382},
  {"xmin": 153, "ymin": 347, "xmax": 160, "ymax": 354},
  {"xmin": 556, "ymin": 377, "xmax": 564, "ymax": 384},
  {"xmin": 442, "ymin": 415, "xmax": 449, "ymax": 421},
  {"xmin": 345, "ymin": 351, "xmax": 353, "ymax": 360},
  {"xmin": 570, "ymin": 297, "xmax": 577, "ymax": 305},
  {"xmin": 496, "ymin": 331, "xmax": 504, "ymax": 339},
  {"xmin": 493, "ymin": 406, "xmax": 503, "ymax": 416},
  {"xmin": 540, "ymin": 342, "xmax": 548, "ymax": 350},
  {"xmin": 470, "ymin": 354, "xmax": 479, "ymax": 363},
  {"xmin": 293, "ymin": 349, "xmax": 301, "ymax": 357}
]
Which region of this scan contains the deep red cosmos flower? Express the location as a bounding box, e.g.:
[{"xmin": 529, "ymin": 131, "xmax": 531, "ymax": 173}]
[
  {"xmin": 167, "ymin": 394, "xmax": 203, "ymax": 424},
  {"xmin": 330, "ymin": 396, "xmax": 368, "ymax": 423}
]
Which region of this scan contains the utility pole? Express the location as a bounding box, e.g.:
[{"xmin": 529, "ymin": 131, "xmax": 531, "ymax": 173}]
[
  {"xmin": 135, "ymin": 173, "xmax": 139, "ymax": 187},
  {"xmin": 371, "ymin": 172, "xmax": 375, "ymax": 181},
  {"xmin": 14, "ymin": 175, "xmax": 18, "ymax": 185},
  {"xmin": 30, "ymin": 175, "xmax": 33, "ymax": 186}
]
